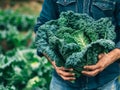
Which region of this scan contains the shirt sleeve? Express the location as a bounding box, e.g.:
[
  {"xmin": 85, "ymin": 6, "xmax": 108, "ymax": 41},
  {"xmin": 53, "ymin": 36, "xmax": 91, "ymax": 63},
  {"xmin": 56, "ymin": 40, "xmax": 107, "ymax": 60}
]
[
  {"xmin": 34, "ymin": 0, "xmax": 59, "ymax": 56},
  {"xmin": 34, "ymin": 0, "xmax": 59, "ymax": 33},
  {"xmin": 115, "ymin": 1, "xmax": 120, "ymax": 49}
]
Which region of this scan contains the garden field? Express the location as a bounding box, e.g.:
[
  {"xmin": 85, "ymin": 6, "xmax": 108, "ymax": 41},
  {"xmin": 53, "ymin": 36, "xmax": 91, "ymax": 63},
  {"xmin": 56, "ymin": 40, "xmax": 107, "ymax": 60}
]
[{"xmin": 0, "ymin": 1, "xmax": 52, "ymax": 90}]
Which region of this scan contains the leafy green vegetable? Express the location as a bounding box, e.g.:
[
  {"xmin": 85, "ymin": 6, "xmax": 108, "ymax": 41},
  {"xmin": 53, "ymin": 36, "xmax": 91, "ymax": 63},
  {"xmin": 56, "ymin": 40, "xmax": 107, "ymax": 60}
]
[
  {"xmin": 0, "ymin": 9, "xmax": 35, "ymax": 31},
  {"xmin": 65, "ymin": 39, "xmax": 115, "ymax": 77},
  {"xmin": 0, "ymin": 84, "xmax": 16, "ymax": 90},
  {"xmin": 35, "ymin": 11, "xmax": 116, "ymax": 77},
  {"xmin": 0, "ymin": 49, "xmax": 52, "ymax": 90},
  {"xmin": 0, "ymin": 25, "xmax": 33, "ymax": 52}
]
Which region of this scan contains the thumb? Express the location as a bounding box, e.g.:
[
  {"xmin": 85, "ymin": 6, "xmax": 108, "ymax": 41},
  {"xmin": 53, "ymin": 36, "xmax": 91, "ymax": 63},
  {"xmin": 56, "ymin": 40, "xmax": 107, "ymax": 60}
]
[{"xmin": 98, "ymin": 53, "xmax": 105, "ymax": 59}]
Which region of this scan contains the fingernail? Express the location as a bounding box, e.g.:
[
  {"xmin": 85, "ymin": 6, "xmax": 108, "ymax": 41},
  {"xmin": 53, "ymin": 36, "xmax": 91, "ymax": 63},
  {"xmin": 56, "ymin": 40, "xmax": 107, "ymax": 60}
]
[
  {"xmin": 71, "ymin": 68, "xmax": 73, "ymax": 70},
  {"xmin": 84, "ymin": 66, "xmax": 88, "ymax": 69},
  {"xmin": 70, "ymin": 68, "xmax": 73, "ymax": 71},
  {"xmin": 72, "ymin": 73, "xmax": 75, "ymax": 75},
  {"xmin": 73, "ymin": 78, "xmax": 76, "ymax": 79},
  {"xmin": 81, "ymin": 71, "xmax": 84, "ymax": 73}
]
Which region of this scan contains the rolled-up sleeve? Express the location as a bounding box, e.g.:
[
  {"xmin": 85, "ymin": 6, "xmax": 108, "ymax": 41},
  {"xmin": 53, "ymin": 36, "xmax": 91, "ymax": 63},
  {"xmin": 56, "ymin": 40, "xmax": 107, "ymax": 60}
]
[{"xmin": 115, "ymin": 1, "xmax": 120, "ymax": 48}]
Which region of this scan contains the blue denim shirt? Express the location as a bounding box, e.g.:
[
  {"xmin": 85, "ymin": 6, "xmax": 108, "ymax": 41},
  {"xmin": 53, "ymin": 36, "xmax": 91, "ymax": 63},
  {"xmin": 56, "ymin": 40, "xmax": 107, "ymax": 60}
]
[{"xmin": 34, "ymin": 0, "xmax": 120, "ymax": 89}]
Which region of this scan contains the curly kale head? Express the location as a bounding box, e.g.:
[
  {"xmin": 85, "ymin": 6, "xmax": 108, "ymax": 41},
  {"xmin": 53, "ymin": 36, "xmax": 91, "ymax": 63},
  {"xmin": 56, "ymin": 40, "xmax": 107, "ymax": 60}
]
[
  {"xmin": 35, "ymin": 11, "xmax": 116, "ymax": 77},
  {"xmin": 65, "ymin": 39, "xmax": 115, "ymax": 77}
]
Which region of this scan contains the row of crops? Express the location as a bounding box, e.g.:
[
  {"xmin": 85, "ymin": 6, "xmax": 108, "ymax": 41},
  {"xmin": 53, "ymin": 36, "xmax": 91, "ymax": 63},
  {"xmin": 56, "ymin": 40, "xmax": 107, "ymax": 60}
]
[{"xmin": 0, "ymin": 9, "xmax": 52, "ymax": 90}]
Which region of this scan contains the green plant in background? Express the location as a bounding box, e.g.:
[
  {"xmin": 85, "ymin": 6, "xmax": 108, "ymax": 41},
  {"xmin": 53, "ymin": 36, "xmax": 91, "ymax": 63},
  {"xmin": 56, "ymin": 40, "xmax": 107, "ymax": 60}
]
[
  {"xmin": 0, "ymin": 9, "xmax": 36, "ymax": 31},
  {"xmin": 0, "ymin": 84, "xmax": 16, "ymax": 90},
  {"xmin": 0, "ymin": 9, "xmax": 52, "ymax": 90},
  {"xmin": 0, "ymin": 49, "xmax": 52, "ymax": 90},
  {"xmin": 0, "ymin": 9, "xmax": 36, "ymax": 53},
  {"xmin": 0, "ymin": 25, "xmax": 33, "ymax": 53}
]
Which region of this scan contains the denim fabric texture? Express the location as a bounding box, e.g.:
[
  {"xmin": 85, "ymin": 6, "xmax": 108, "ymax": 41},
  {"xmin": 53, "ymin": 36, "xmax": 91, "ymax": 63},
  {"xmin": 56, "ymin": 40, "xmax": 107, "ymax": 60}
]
[
  {"xmin": 97, "ymin": 76, "xmax": 120, "ymax": 90},
  {"xmin": 34, "ymin": 0, "xmax": 120, "ymax": 89},
  {"xmin": 50, "ymin": 75, "xmax": 120, "ymax": 90}
]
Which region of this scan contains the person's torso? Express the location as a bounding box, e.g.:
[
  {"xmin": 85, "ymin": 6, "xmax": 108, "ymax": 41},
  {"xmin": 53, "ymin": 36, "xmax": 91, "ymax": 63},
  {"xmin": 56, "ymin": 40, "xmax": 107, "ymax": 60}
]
[
  {"xmin": 52, "ymin": 0, "xmax": 120, "ymax": 89},
  {"xmin": 56, "ymin": 0, "xmax": 116, "ymax": 20}
]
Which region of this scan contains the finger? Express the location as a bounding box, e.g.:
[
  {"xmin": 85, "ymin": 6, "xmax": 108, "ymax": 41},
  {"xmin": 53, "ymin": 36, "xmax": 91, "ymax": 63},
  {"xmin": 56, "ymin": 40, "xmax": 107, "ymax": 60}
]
[
  {"xmin": 58, "ymin": 67, "xmax": 73, "ymax": 72},
  {"xmin": 98, "ymin": 53, "xmax": 105, "ymax": 59},
  {"xmin": 61, "ymin": 76, "xmax": 76, "ymax": 81},
  {"xmin": 63, "ymin": 67, "xmax": 73, "ymax": 71},
  {"xmin": 57, "ymin": 66, "xmax": 71, "ymax": 70},
  {"xmin": 64, "ymin": 68, "xmax": 73, "ymax": 72},
  {"xmin": 59, "ymin": 70, "xmax": 75, "ymax": 77},
  {"xmin": 82, "ymin": 69, "xmax": 100, "ymax": 77},
  {"xmin": 57, "ymin": 66, "xmax": 64, "ymax": 70},
  {"xmin": 84, "ymin": 65, "xmax": 100, "ymax": 71}
]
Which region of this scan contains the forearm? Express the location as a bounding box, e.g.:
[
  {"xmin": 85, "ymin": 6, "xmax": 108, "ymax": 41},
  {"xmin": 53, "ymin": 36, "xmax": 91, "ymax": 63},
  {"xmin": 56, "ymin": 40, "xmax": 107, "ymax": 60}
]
[
  {"xmin": 108, "ymin": 48, "xmax": 120, "ymax": 61},
  {"xmin": 100, "ymin": 48, "xmax": 120, "ymax": 71}
]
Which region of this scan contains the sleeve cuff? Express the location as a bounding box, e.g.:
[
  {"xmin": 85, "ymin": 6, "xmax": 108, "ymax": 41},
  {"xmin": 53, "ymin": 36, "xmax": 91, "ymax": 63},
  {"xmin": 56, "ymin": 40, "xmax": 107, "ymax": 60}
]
[
  {"xmin": 115, "ymin": 41, "xmax": 120, "ymax": 49},
  {"xmin": 115, "ymin": 42, "xmax": 120, "ymax": 63},
  {"xmin": 34, "ymin": 21, "xmax": 42, "ymax": 33}
]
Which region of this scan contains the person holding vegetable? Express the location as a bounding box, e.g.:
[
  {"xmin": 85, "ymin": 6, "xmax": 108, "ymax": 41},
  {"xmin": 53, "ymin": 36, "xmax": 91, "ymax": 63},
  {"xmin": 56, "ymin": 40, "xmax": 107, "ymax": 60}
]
[{"xmin": 34, "ymin": 0, "xmax": 120, "ymax": 90}]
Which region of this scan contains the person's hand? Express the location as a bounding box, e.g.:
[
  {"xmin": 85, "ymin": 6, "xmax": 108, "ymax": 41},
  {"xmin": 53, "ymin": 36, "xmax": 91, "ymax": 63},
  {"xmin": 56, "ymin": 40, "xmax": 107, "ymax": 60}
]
[
  {"xmin": 43, "ymin": 53, "xmax": 76, "ymax": 81},
  {"xmin": 82, "ymin": 48, "xmax": 120, "ymax": 77},
  {"xmin": 82, "ymin": 53, "xmax": 112, "ymax": 77},
  {"xmin": 53, "ymin": 62, "xmax": 76, "ymax": 81}
]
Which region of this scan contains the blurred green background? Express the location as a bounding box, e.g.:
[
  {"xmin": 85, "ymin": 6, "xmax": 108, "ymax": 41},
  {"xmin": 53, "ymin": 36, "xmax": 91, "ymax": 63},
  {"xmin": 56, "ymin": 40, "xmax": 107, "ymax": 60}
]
[{"xmin": 0, "ymin": 0, "xmax": 53, "ymax": 90}]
